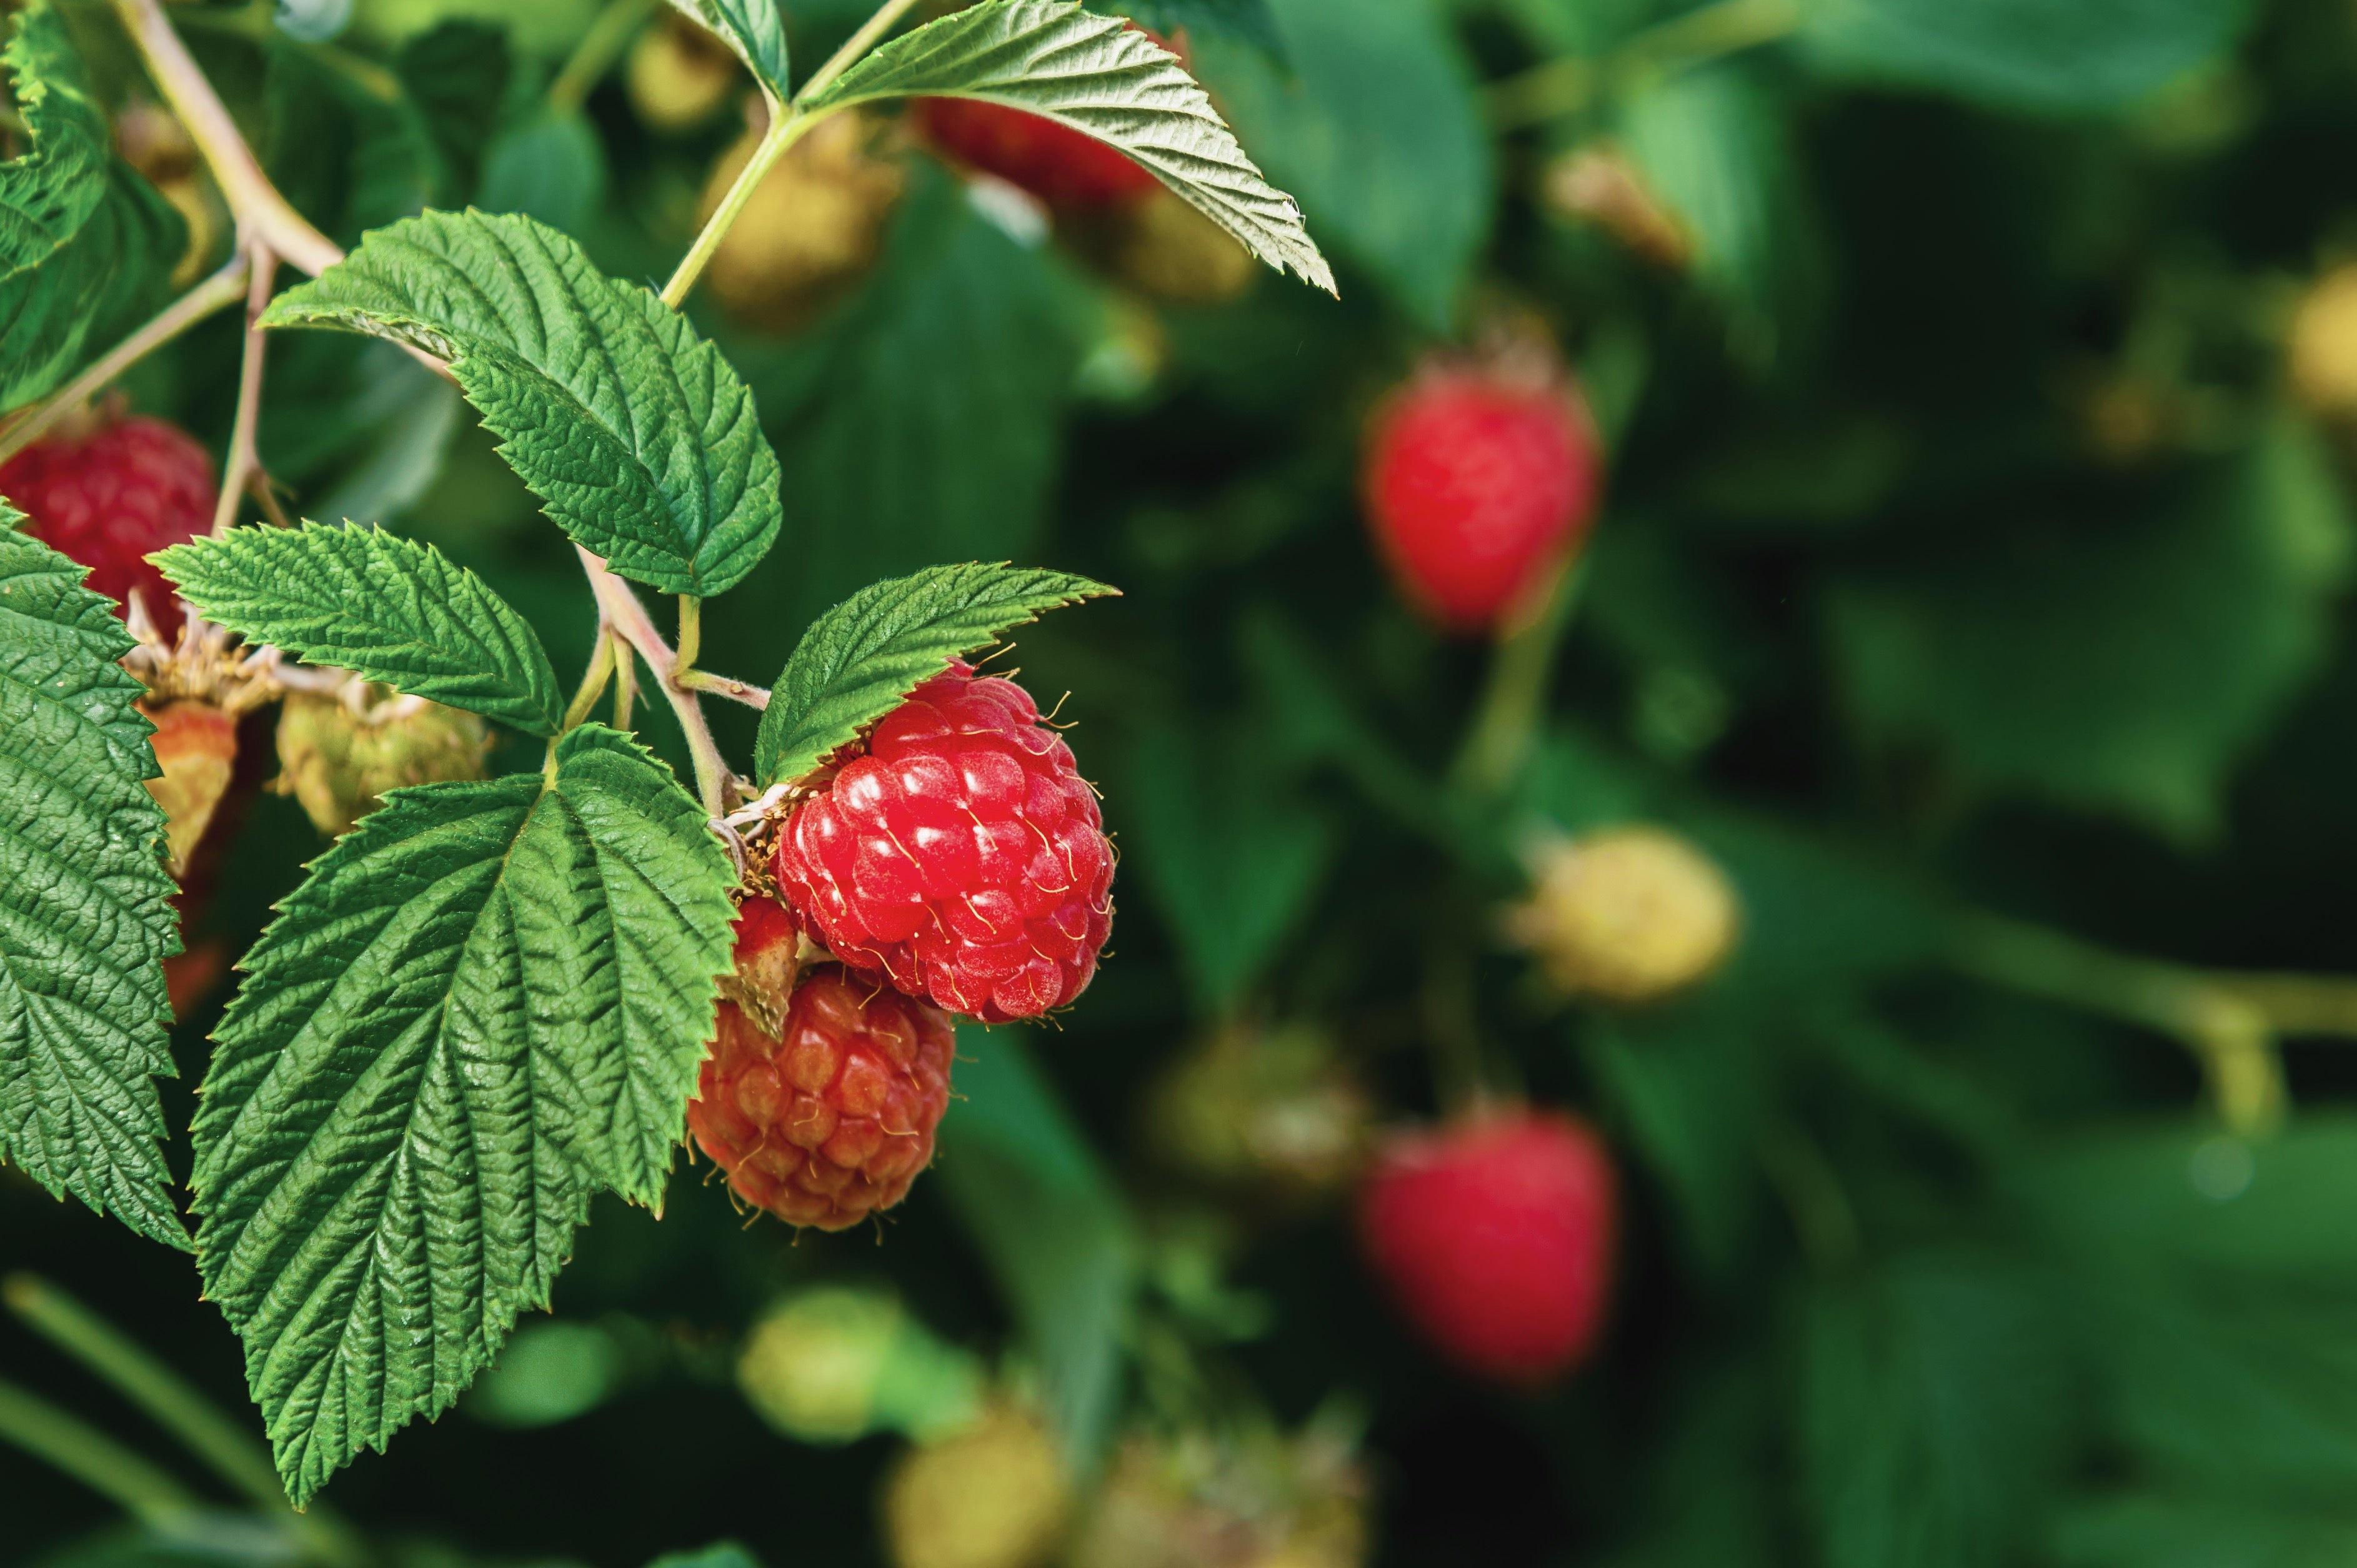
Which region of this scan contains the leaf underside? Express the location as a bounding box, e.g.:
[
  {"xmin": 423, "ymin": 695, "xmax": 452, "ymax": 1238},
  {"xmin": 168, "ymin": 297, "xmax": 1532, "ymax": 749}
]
[
  {"xmin": 803, "ymin": 0, "xmax": 1335, "ymax": 295},
  {"xmin": 191, "ymin": 725, "xmax": 736, "ymax": 1503},
  {"xmin": 156, "ymin": 523, "xmax": 567, "ymax": 737},
  {"xmin": 754, "ymin": 561, "xmax": 1115, "ymax": 787},
  {"xmin": 259, "ymin": 209, "xmax": 783, "ymax": 596},
  {"xmin": 0, "ymin": 519, "xmax": 185, "ymax": 1248}
]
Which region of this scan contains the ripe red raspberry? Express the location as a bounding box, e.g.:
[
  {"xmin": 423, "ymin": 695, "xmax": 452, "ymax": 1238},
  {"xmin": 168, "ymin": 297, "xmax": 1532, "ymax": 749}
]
[
  {"xmin": 1361, "ymin": 359, "xmax": 1601, "ymax": 633},
  {"xmin": 915, "ymin": 97, "xmax": 1162, "ymax": 208},
  {"xmin": 0, "ymin": 413, "xmax": 214, "ymax": 621},
  {"xmin": 771, "ymin": 662, "xmax": 1112, "ymax": 1023},
  {"xmin": 688, "ymin": 898, "xmax": 955, "ymax": 1231},
  {"xmin": 1357, "ymin": 1108, "xmax": 1617, "ymax": 1384}
]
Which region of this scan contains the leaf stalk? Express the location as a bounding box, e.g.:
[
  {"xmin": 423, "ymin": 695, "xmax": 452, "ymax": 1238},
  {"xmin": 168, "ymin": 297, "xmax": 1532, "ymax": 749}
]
[
  {"xmin": 0, "ymin": 1374, "xmax": 203, "ymax": 1528},
  {"xmin": 577, "ymin": 545, "xmax": 741, "ymax": 814},
  {"xmin": 211, "ymin": 238, "xmax": 282, "ymax": 536}
]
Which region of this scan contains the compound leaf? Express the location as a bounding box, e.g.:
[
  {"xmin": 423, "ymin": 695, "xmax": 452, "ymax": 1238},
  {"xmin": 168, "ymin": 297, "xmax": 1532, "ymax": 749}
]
[
  {"xmin": 0, "ymin": 517, "xmax": 184, "ymax": 1249},
  {"xmin": 665, "ymin": 0, "xmax": 787, "ymax": 101},
  {"xmin": 191, "ymin": 725, "xmax": 735, "ymax": 1502},
  {"xmin": 259, "ymin": 209, "xmax": 782, "ymax": 596},
  {"xmin": 802, "ymin": 0, "xmax": 1333, "ymax": 294},
  {"xmin": 0, "ymin": 1, "xmax": 110, "ymax": 278},
  {"xmin": 755, "ymin": 562, "xmax": 1114, "ymax": 787},
  {"xmin": 156, "ymin": 523, "xmax": 566, "ymax": 737}
]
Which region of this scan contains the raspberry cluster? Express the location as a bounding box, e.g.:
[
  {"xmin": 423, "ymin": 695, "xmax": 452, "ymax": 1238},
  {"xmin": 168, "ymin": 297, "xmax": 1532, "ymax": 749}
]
[
  {"xmin": 771, "ymin": 662, "xmax": 1113, "ymax": 1023},
  {"xmin": 688, "ymin": 900, "xmax": 955, "ymax": 1231},
  {"xmin": 0, "ymin": 413, "xmax": 214, "ymax": 620}
]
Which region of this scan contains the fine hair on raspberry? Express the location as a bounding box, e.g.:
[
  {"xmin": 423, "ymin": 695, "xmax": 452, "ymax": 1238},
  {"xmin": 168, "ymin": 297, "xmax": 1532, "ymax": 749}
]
[{"xmin": 772, "ymin": 660, "xmax": 1114, "ymax": 1022}]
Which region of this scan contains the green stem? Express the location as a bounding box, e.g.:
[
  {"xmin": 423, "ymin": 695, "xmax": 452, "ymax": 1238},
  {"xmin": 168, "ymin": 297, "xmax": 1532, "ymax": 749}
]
[
  {"xmin": 1, "ymin": 1276, "xmax": 362, "ymax": 1562},
  {"xmin": 0, "ymin": 1374, "xmax": 203, "ymax": 1527},
  {"xmin": 1450, "ymin": 558, "xmax": 1587, "ymax": 800},
  {"xmin": 549, "ymin": 0, "xmax": 662, "ymax": 114},
  {"xmin": 660, "ymin": 107, "xmax": 823, "ymax": 309},
  {"xmin": 675, "ymin": 594, "xmax": 702, "ymax": 675},
  {"xmin": 1948, "ymin": 911, "xmax": 2288, "ymax": 1133},
  {"xmin": 794, "ymin": 0, "xmax": 924, "ymax": 106},
  {"xmin": 560, "ymin": 628, "xmax": 619, "ymax": 734},
  {"xmin": 576, "ymin": 546, "xmax": 737, "ymax": 813},
  {"xmin": 210, "ymin": 241, "xmax": 279, "ymax": 537},
  {"xmin": 0, "ymin": 252, "xmax": 251, "ymax": 467},
  {"xmin": 677, "ymin": 667, "xmax": 770, "ymax": 708},
  {"xmin": 658, "ymin": 0, "xmax": 920, "ymax": 309}
]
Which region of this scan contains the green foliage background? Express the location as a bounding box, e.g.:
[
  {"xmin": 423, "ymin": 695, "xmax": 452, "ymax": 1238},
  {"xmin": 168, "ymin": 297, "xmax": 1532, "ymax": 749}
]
[{"xmin": 14, "ymin": 0, "xmax": 2357, "ymax": 1562}]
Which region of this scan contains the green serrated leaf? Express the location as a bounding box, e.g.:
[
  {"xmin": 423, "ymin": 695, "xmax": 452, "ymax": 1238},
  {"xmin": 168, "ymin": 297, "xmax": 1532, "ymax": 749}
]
[
  {"xmin": 802, "ymin": 0, "xmax": 1334, "ymax": 294},
  {"xmin": 754, "ymin": 562, "xmax": 1115, "ymax": 787},
  {"xmin": 0, "ymin": 162, "xmax": 184, "ymax": 415},
  {"xmin": 0, "ymin": 514, "xmax": 186, "ymax": 1249},
  {"xmin": 0, "ymin": 2, "xmax": 111, "ymax": 279},
  {"xmin": 155, "ymin": 523, "xmax": 566, "ymax": 737},
  {"xmin": 259, "ymin": 209, "xmax": 784, "ymax": 596},
  {"xmin": 667, "ymin": 0, "xmax": 787, "ymax": 101},
  {"xmin": 191, "ymin": 725, "xmax": 735, "ymax": 1501}
]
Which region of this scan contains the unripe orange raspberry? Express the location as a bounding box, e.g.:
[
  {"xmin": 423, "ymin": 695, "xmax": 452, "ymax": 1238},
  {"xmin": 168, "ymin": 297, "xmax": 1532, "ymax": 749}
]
[
  {"xmin": 141, "ymin": 698, "xmax": 237, "ymax": 876},
  {"xmin": 689, "ymin": 899, "xmax": 955, "ymax": 1230},
  {"xmin": 1505, "ymin": 825, "xmax": 1739, "ymax": 1003}
]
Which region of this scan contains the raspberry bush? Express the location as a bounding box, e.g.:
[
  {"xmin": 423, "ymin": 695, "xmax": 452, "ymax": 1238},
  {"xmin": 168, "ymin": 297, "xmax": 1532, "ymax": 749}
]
[{"xmin": 9, "ymin": 0, "xmax": 2357, "ymax": 1565}]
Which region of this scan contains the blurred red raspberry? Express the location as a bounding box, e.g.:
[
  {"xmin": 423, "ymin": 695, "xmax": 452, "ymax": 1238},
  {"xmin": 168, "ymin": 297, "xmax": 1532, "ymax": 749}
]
[
  {"xmin": 772, "ymin": 662, "xmax": 1113, "ymax": 1022},
  {"xmin": 1357, "ymin": 1108, "xmax": 1617, "ymax": 1384},
  {"xmin": 0, "ymin": 413, "xmax": 214, "ymax": 621},
  {"xmin": 1361, "ymin": 359, "xmax": 1601, "ymax": 633},
  {"xmin": 916, "ymin": 96, "xmax": 1161, "ymax": 207},
  {"xmin": 689, "ymin": 900, "xmax": 955, "ymax": 1231}
]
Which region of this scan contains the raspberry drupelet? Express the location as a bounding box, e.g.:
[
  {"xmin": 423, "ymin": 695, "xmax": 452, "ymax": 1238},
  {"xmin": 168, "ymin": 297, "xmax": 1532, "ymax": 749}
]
[
  {"xmin": 771, "ymin": 661, "xmax": 1114, "ymax": 1023},
  {"xmin": 689, "ymin": 898, "xmax": 955, "ymax": 1231}
]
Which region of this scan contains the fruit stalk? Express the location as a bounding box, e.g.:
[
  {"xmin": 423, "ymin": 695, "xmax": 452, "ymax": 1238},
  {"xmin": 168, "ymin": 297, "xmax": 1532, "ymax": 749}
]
[
  {"xmin": 210, "ymin": 240, "xmax": 283, "ymax": 536},
  {"xmin": 576, "ymin": 544, "xmax": 741, "ymax": 813},
  {"xmin": 0, "ymin": 1375, "xmax": 204, "ymax": 1530},
  {"xmin": 1450, "ymin": 558, "xmax": 1587, "ymax": 798}
]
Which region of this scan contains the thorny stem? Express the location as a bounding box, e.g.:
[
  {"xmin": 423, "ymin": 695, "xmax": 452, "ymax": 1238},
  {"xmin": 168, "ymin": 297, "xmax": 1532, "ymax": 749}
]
[
  {"xmin": 107, "ymin": 0, "xmax": 343, "ymax": 277},
  {"xmin": 658, "ymin": 0, "xmax": 922, "ymax": 309},
  {"xmin": 1950, "ymin": 911, "xmax": 2290, "ymax": 1134},
  {"xmin": 576, "ymin": 546, "xmax": 740, "ymax": 814},
  {"xmin": 0, "ymin": 1374, "xmax": 204, "ymax": 1529},
  {"xmin": 1486, "ymin": 0, "xmax": 1803, "ymax": 129},
  {"xmin": 2, "ymin": 1276, "xmax": 363, "ymax": 1566},
  {"xmin": 211, "ymin": 239, "xmax": 281, "ymax": 536},
  {"xmin": 0, "ymin": 252, "xmax": 250, "ymax": 467},
  {"xmin": 549, "ymin": 0, "xmax": 662, "ymax": 114}
]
